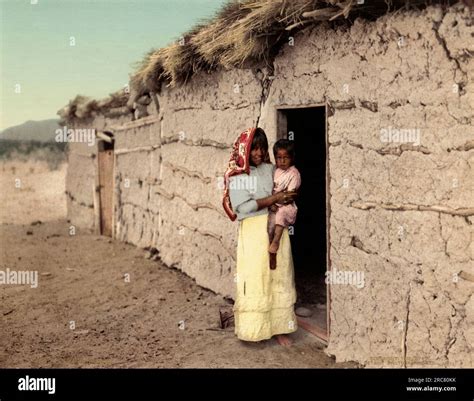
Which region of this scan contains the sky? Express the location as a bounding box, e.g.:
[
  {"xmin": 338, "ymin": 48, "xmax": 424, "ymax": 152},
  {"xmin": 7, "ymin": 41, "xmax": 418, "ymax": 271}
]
[{"xmin": 0, "ymin": 0, "xmax": 228, "ymax": 130}]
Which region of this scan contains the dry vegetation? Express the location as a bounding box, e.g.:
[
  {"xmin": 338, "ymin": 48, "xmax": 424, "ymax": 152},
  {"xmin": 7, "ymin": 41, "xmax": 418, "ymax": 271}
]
[
  {"xmin": 0, "ymin": 140, "xmax": 66, "ymax": 170},
  {"xmin": 0, "ymin": 159, "xmax": 67, "ymax": 225},
  {"xmin": 57, "ymin": 91, "xmax": 129, "ymax": 126},
  {"xmin": 58, "ymin": 0, "xmax": 460, "ymax": 123},
  {"xmin": 130, "ymin": 0, "xmax": 457, "ymax": 91}
]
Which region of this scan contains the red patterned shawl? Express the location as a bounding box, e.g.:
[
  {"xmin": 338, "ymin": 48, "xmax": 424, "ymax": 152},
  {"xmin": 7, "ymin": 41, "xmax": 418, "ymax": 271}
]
[{"xmin": 222, "ymin": 128, "xmax": 269, "ymax": 221}]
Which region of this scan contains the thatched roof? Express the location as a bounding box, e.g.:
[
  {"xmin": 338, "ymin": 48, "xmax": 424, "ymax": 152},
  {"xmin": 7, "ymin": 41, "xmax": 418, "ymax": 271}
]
[
  {"xmin": 130, "ymin": 0, "xmax": 459, "ymax": 94},
  {"xmin": 57, "ymin": 89, "xmax": 130, "ymax": 125},
  {"xmin": 59, "ymin": 0, "xmax": 460, "ymax": 122}
]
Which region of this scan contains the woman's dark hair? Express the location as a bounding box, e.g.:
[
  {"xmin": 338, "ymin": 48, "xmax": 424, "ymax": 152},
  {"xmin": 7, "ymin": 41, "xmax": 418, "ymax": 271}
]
[
  {"xmin": 273, "ymin": 139, "xmax": 295, "ymax": 161},
  {"xmin": 251, "ymin": 128, "xmax": 268, "ymax": 152}
]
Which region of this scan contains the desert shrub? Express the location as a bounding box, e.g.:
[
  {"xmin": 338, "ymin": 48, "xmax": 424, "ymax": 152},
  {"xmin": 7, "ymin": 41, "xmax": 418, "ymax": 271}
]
[{"xmin": 0, "ymin": 140, "xmax": 67, "ymax": 170}]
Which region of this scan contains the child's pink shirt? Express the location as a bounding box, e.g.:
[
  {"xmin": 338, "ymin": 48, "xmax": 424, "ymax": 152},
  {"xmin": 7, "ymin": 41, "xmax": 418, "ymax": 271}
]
[
  {"xmin": 272, "ymin": 165, "xmax": 301, "ymax": 227},
  {"xmin": 273, "ymin": 165, "xmax": 301, "ymax": 194}
]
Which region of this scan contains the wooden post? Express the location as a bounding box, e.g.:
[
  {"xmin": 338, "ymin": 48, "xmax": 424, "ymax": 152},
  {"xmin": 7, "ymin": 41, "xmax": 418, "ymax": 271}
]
[
  {"xmin": 93, "ymin": 182, "xmax": 101, "ymax": 235},
  {"xmin": 325, "ymin": 101, "xmax": 331, "ymax": 344}
]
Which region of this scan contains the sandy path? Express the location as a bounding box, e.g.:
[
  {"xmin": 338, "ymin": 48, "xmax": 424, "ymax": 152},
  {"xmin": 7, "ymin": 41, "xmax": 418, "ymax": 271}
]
[
  {"xmin": 0, "ymin": 221, "xmax": 361, "ymax": 368},
  {"xmin": 0, "ymin": 161, "xmax": 67, "ymax": 225},
  {"xmin": 0, "ymin": 160, "xmax": 358, "ymax": 368}
]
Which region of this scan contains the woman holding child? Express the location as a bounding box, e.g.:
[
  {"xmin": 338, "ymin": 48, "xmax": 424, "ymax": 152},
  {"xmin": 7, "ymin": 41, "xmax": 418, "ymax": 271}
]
[{"xmin": 222, "ymin": 127, "xmax": 300, "ymax": 346}]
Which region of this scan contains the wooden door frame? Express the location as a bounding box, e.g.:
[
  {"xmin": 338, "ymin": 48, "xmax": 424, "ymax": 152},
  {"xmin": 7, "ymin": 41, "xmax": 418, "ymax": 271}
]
[
  {"xmin": 97, "ymin": 138, "xmax": 115, "ymax": 237},
  {"xmin": 275, "ymin": 103, "xmax": 331, "ymax": 344}
]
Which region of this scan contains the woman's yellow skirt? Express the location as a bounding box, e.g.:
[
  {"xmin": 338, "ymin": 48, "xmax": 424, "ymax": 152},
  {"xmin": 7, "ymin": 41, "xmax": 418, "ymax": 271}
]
[{"xmin": 233, "ymin": 213, "xmax": 297, "ymax": 341}]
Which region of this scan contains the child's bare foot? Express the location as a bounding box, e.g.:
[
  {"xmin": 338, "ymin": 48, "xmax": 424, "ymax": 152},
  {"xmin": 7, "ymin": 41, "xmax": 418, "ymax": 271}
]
[
  {"xmin": 276, "ymin": 334, "xmax": 292, "ymax": 347},
  {"xmin": 268, "ymin": 241, "xmax": 279, "ymax": 254},
  {"xmin": 269, "ymin": 252, "xmax": 277, "ymax": 270}
]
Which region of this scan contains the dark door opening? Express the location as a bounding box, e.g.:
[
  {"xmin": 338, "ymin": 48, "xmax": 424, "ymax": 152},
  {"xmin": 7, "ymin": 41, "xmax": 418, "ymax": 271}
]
[
  {"xmin": 277, "ymin": 106, "xmax": 328, "ymax": 341},
  {"xmin": 98, "ymin": 139, "xmax": 114, "ymax": 237}
]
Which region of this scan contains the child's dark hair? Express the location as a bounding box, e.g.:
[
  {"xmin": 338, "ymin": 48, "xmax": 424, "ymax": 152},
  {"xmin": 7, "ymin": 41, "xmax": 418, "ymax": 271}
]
[
  {"xmin": 251, "ymin": 128, "xmax": 268, "ymax": 152},
  {"xmin": 273, "ymin": 139, "xmax": 295, "ymax": 161}
]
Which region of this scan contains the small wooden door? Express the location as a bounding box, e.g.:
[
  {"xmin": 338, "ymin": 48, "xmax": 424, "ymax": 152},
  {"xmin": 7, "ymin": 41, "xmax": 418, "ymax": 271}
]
[{"xmin": 98, "ymin": 147, "xmax": 114, "ymax": 236}]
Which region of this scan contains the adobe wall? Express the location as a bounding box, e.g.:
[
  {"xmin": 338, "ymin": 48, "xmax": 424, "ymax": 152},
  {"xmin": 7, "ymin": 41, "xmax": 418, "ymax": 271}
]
[
  {"xmin": 65, "ymin": 112, "xmax": 135, "ymax": 233},
  {"xmin": 65, "ymin": 124, "xmax": 97, "ymax": 231},
  {"xmin": 65, "ymin": 3, "xmax": 473, "ymax": 367},
  {"xmin": 258, "ymin": 4, "xmax": 473, "ymax": 367},
  {"xmin": 113, "ymin": 69, "xmax": 263, "ymax": 297}
]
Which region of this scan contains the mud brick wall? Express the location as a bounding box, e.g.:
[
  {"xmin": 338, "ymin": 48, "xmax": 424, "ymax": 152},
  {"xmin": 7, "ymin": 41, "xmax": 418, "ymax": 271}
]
[
  {"xmin": 113, "ymin": 117, "xmax": 160, "ymax": 248},
  {"xmin": 65, "ymin": 128, "xmax": 97, "ymax": 231},
  {"xmin": 65, "ymin": 4, "xmax": 473, "ymax": 367},
  {"xmin": 65, "ymin": 112, "xmax": 137, "ymax": 232},
  {"xmin": 114, "ymin": 69, "xmax": 263, "ymax": 298},
  {"xmin": 260, "ymin": 4, "xmax": 473, "ymax": 367}
]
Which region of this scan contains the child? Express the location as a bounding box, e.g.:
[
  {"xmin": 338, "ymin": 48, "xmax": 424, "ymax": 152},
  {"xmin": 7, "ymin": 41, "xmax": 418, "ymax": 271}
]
[{"xmin": 268, "ymin": 139, "xmax": 301, "ymax": 270}]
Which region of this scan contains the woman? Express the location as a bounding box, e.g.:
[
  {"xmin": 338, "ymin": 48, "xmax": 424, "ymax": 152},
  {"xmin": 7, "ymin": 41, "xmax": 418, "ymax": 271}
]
[{"xmin": 222, "ymin": 128, "xmax": 298, "ymax": 346}]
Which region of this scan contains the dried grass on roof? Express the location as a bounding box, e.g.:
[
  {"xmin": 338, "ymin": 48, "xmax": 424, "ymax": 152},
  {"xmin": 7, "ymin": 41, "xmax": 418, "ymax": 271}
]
[
  {"xmin": 130, "ymin": 0, "xmax": 454, "ymax": 92},
  {"xmin": 57, "ymin": 90, "xmax": 129, "ymax": 124},
  {"xmin": 60, "ymin": 0, "xmax": 460, "ymax": 122}
]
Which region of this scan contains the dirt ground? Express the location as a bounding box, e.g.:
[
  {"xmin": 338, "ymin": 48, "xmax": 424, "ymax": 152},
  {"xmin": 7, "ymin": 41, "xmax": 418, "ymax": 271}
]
[
  {"xmin": 0, "ymin": 160, "xmax": 67, "ymax": 225},
  {"xmin": 0, "ymin": 160, "xmax": 358, "ymax": 368}
]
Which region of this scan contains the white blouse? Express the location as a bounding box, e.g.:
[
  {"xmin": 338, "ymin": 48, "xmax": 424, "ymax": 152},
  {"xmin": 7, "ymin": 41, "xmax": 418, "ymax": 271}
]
[{"xmin": 228, "ymin": 162, "xmax": 275, "ymax": 221}]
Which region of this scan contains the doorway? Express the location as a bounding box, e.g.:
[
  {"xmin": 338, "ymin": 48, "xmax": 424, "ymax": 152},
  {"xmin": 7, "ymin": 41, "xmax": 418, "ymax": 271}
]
[
  {"xmin": 98, "ymin": 139, "xmax": 114, "ymax": 237},
  {"xmin": 276, "ymin": 106, "xmax": 329, "ymax": 342}
]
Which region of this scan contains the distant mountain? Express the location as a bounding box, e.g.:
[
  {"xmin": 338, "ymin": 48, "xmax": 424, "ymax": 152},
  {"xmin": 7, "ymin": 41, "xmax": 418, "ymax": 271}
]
[{"xmin": 0, "ymin": 119, "xmax": 61, "ymax": 142}]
